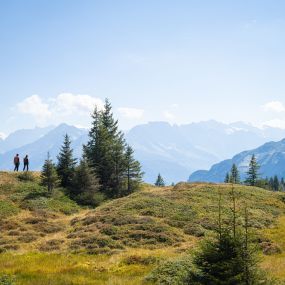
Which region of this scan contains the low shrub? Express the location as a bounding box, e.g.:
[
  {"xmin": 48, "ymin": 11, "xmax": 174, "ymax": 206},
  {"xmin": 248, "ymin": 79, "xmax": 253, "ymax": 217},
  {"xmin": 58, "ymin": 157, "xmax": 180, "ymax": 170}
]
[
  {"xmin": 261, "ymin": 242, "xmax": 282, "ymax": 255},
  {"xmin": 122, "ymin": 255, "xmax": 158, "ymax": 265},
  {"xmin": 17, "ymin": 172, "xmax": 35, "ymax": 182},
  {"xmin": 17, "ymin": 234, "xmax": 38, "ymax": 243},
  {"xmin": 183, "ymin": 224, "xmax": 205, "ymax": 237},
  {"xmin": 39, "ymin": 239, "xmax": 64, "ymax": 252},
  {"xmin": 0, "ymin": 275, "xmax": 15, "ymax": 285},
  {"xmin": 145, "ymin": 255, "xmax": 195, "ymax": 285}
]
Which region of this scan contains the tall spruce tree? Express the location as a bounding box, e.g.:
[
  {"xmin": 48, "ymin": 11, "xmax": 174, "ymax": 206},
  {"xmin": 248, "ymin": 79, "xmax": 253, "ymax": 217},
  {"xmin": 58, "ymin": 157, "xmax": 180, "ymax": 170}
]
[
  {"xmin": 155, "ymin": 173, "xmax": 165, "ymax": 187},
  {"xmin": 41, "ymin": 153, "xmax": 59, "ymax": 194},
  {"xmin": 84, "ymin": 99, "xmax": 143, "ymax": 198},
  {"xmin": 230, "ymin": 164, "xmax": 240, "ymax": 184},
  {"xmin": 245, "ymin": 155, "xmax": 260, "ymax": 186},
  {"xmin": 56, "ymin": 134, "xmax": 77, "ymax": 188}
]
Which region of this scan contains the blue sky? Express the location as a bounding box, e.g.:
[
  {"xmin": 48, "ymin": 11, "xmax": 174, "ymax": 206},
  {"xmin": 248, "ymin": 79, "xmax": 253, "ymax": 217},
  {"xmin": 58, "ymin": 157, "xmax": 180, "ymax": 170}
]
[{"xmin": 1, "ymin": 0, "xmax": 285, "ymax": 136}]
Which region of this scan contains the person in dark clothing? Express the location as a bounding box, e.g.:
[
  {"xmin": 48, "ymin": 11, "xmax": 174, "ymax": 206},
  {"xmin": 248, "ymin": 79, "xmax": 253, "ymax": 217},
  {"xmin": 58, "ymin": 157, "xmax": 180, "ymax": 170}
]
[
  {"xmin": 14, "ymin": 154, "xmax": 20, "ymax": 172},
  {"xmin": 23, "ymin": 155, "xmax": 29, "ymax": 171}
]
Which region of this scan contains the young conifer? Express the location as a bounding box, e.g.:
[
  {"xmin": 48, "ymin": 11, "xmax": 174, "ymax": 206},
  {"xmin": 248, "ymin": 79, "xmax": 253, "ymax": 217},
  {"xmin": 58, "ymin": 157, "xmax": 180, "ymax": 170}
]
[
  {"xmin": 230, "ymin": 163, "xmax": 240, "ymax": 184},
  {"xmin": 224, "ymin": 172, "xmax": 230, "ymax": 183},
  {"xmin": 56, "ymin": 134, "xmax": 77, "ymax": 188},
  {"xmin": 155, "ymin": 173, "xmax": 165, "ymax": 187},
  {"xmin": 123, "ymin": 145, "xmax": 143, "ymax": 195},
  {"xmin": 41, "ymin": 152, "xmax": 59, "ymax": 194},
  {"xmin": 245, "ymin": 155, "xmax": 260, "ymax": 186}
]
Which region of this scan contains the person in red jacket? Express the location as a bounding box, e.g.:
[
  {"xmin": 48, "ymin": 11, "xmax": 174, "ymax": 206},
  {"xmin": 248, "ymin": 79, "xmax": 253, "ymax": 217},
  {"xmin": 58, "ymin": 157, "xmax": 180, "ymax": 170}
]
[
  {"xmin": 23, "ymin": 155, "xmax": 29, "ymax": 171},
  {"xmin": 14, "ymin": 154, "xmax": 20, "ymax": 172}
]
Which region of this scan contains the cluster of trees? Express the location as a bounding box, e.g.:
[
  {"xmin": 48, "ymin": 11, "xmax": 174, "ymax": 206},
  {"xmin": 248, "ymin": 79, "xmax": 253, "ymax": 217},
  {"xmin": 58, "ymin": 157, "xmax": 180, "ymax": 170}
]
[
  {"xmin": 224, "ymin": 154, "xmax": 284, "ymax": 192},
  {"xmin": 256, "ymin": 176, "xmax": 285, "ymax": 192},
  {"xmin": 41, "ymin": 99, "xmax": 143, "ymax": 206},
  {"xmin": 225, "ymin": 155, "xmax": 260, "ymax": 186},
  {"xmin": 225, "ymin": 154, "xmax": 285, "ymax": 192},
  {"xmin": 224, "ymin": 163, "xmax": 240, "ymax": 184}
]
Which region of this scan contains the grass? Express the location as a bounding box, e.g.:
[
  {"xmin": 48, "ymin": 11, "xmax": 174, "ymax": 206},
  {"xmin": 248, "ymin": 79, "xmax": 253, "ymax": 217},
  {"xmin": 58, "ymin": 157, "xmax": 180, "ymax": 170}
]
[
  {"xmin": 0, "ymin": 249, "xmax": 173, "ymax": 285},
  {"xmin": 1, "ymin": 173, "xmax": 285, "ymax": 284},
  {"xmin": 0, "ymin": 200, "xmax": 19, "ymax": 219},
  {"xmin": 262, "ymin": 216, "xmax": 285, "ymax": 280}
]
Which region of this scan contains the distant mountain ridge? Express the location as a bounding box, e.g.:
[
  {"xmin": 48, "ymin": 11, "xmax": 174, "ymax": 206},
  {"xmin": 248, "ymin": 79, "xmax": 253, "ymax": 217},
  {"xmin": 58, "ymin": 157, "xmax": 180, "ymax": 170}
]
[
  {"xmin": 189, "ymin": 138, "xmax": 285, "ymax": 183},
  {"xmin": 1, "ymin": 120, "xmax": 285, "ymax": 184},
  {"xmin": 0, "ymin": 124, "xmax": 88, "ymax": 171},
  {"xmin": 0, "ymin": 126, "xmax": 54, "ymax": 154},
  {"xmin": 126, "ymin": 121, "xmax": 285, "ymax": 183}
]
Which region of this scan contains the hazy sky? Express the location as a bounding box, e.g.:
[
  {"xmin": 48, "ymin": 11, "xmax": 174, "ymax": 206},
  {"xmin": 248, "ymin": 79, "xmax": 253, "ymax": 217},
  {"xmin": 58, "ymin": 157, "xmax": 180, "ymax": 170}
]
[{"xmin": 1, "ymin": 0, "xmax": 285, "ymax": 136}]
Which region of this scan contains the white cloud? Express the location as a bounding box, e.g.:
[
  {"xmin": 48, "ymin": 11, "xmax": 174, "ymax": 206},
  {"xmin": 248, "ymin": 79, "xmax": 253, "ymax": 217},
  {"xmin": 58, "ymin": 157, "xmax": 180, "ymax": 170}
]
[
  {"xmin": 262, "ymin": 119, "xmax": 285, "ymax": 129},
  {"xmin": 262, "ymin": 101, "xmax": 285, "ymax": 113},
  {"xmin": 0, "ymin": 132, "xmax": 7, "ymax": 140},
  {"xmin": 163, "ymin": 110, "xmax": 175, "ymax": 120},
  {"xmin": 52, "ymin": 93, "xmax": 104, "ymax": 115},
  {"xmin": 17, "ymin": 95, "xmax": 52, "ymax": 122},
  {"xmin": 118, "ymin": 107, "xmax": 144, "ymax": 119},
  {"xmin": 16, "ymin": 93, "xmax": 104, "ymax": 125}
]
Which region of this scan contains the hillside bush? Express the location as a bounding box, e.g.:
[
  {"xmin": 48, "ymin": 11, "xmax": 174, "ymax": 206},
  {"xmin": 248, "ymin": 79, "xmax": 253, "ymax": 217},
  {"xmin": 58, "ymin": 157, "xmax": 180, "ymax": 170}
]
[
  {"xmin": 0, "ymin": 201, "xmax": 19, "ymax": 218},
  {"xmin": 0, "ymin": 275, "xmax": 15, "ymax": 285},
  {"xmin": 17, "ymin": 172, "xmax": 35, "ymax": 182},
  {"xmin": 145, "ymin": 255, "xmax": 196, "ymax": 285}
]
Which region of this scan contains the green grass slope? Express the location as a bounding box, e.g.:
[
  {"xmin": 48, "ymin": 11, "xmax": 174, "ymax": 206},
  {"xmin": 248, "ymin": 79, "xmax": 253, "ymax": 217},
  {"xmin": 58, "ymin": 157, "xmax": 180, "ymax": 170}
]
[{"xmin": 1, "ymin": 172, "xmax": 285, "ymax": 284}]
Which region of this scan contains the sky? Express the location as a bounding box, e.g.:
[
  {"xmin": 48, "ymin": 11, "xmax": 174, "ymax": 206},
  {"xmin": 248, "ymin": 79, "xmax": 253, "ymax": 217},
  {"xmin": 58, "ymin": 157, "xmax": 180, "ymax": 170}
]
[{"xmin": 1, "ymin": 0, "xmax": 285, "ymax": 136}]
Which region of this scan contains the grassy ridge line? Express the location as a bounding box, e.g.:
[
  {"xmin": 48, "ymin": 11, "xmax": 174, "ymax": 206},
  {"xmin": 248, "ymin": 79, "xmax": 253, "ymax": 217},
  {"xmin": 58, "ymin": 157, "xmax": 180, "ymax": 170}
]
[{"xmin": 67, "ymin": 182, "xmax": 285, "ymax": 253}]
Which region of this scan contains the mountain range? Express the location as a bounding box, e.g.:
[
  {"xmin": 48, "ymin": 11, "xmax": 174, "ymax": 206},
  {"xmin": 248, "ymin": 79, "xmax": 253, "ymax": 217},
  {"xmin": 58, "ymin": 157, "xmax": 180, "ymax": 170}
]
[
  {"xmin": 0, "ymin": 124, "xmax": 88, "ymax": 172},
  {"xmin": 189, "ymin": 138, "xmax": 285, "ymax": 183},
  {"xmin": 1, "ymin": 121, "xmax": 285, "ymax": 184}
]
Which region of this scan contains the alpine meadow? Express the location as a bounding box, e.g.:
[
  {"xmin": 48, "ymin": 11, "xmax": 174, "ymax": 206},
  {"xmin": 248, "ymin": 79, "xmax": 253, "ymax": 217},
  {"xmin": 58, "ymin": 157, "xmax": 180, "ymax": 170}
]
[{"xmin": 2, "ymin": 1, "xmax": 285, "ymax": 285}]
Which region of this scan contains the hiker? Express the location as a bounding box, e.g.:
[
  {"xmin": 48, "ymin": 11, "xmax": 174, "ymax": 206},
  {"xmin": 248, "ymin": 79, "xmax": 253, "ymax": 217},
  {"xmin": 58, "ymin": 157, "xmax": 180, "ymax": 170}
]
[
  {"xmin": 23, "ymin": 155, "xmax": 29, "ymax": 171},
  {"xmin": 14, "ymin": 154, "xmax": 20, "ymax": 172}
]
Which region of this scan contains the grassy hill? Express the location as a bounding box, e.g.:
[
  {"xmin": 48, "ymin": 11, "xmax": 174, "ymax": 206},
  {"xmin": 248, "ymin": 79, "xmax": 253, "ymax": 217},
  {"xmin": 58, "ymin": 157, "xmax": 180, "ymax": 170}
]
[{"xmin": 1, "ymin": 172, "xmax": 285, "ymax": 284}]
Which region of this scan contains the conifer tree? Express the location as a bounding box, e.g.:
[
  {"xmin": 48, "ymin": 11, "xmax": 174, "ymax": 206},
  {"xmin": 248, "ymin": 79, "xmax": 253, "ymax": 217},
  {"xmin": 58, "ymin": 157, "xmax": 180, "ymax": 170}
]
[
  {"xmin": 70, "ymin": 159, "xmax": 103, "ymax": 206},
  {"xmin": 273, "ymin": 175, "xmax": 279, "ymax": 191},
  {"xmin": 111, "ymin": 137, "xmax": 127, "ymax": 196},
  {"xmin": 269, "ymin": 177, "xmax": 274, "ymax": 190},
  {"xmin": 230, "ymin": 164, "xmax": 240, "ymax": 184},
  {"xmin": 41, "ymin": 153, "xmax": 59, "ymax": 194},
  {"xmin": 56, "ymin": 134, "xmax": 77, "ymax": 188},
  {"xmin": 84, "ymin": 99, "xmax": 143, "ymax": 198},
  {"xmin": 84, "ymin": 106, "xmax": 101, "ymax": 169},
  {"xmin": 245, "ymin": 155, "xmax": 260, "ymax": 186},
  {"xmin": 193, "ymin": 190, "xmax": 261, "ymax": 285},
  {"xmin": 155, "ymin": 173, "xmax": 165, "ymax": 187},
  {"xmin": 123, "ymin": 145, "xmax": 143, "ymax": 196},
  {"xmin": 224, "ymin": 172, "xmax": 230, "ymax": 183},
  {"xmin": 194, "ymin": 229, "xmax": 245, "ymax": 284},
  {"xmin": 281, "ymin": 178, "xmax": 285, "ymax": 191}
]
